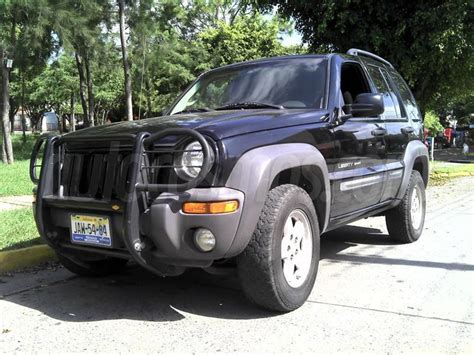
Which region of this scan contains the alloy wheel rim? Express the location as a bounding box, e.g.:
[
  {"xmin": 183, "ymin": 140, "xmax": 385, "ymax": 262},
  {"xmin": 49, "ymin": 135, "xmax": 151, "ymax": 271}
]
[
  {"xmin": 281, "ymin": 209, "xmax": 313, "ymax": 288},
  {"xmin": 410, "ymin": 185, "xmax": 423, "ymax": 230}
]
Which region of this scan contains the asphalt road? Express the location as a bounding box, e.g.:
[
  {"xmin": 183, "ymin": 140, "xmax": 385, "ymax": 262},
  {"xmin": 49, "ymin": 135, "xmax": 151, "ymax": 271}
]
[{"xmin": 1, "ymin": 177, "xmax": 473, "ymax": 353}]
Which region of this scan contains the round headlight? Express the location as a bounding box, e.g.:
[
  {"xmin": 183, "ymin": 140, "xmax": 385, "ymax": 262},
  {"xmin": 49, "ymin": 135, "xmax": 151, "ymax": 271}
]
[{"xmin": 179, "ymin": 141, "xmax": 204, "ymax": 179}]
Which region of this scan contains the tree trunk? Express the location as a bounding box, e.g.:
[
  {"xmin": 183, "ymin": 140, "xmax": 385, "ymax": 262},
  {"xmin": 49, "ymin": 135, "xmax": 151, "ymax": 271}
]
[
  {"xmin": 9, "ymin": 106, "xmax": 15, "ymax": 134},
  {"xmin": 414, "ymin": 76, "xmax": 429, "ymax": 119},
  {"xmin": 75, "ymin": 52, "xmax": 89, "ymax": 127},
  {"xmin": 1, "ymin": 48, "xmax": 14, "ymax": 164},
  {"xmin": 21, "ymin": 72, "xmax": 26, "ymax": 139},
  {"xmin": 84, "ymin": 54, "xmax": 95, "ymax": 126},
  {"xmin": 119, "ymin": 0, "xmax": 133, "ymax": 121},
  {"xmin": 70, "ymin": 92, "xmax": 76, "ymax": 132},
  {"xmin": 56, "ymin": 105, "xmax": 63, "ymax": 133},
  {"xmin": 145, "ymin": 78, "xmax": 152, "ymax": 118}
]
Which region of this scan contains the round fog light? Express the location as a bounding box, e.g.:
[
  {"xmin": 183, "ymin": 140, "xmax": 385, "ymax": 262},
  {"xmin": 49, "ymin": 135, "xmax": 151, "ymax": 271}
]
[{"xmin": 194, "ymin": 228, "xmax": 216, "ymax": 252}]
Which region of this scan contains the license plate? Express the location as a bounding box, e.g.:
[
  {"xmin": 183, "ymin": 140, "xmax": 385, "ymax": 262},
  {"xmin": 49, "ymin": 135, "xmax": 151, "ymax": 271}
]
[{"xmin": 70, "ymin": 214, "xmax": 112, "ymax": 248}]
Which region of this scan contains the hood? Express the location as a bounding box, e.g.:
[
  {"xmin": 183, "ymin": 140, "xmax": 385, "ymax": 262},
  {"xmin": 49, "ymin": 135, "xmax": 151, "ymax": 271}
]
[{"xmin": 64, "ymin": 109, "xmax": 330, "ymax": 141}]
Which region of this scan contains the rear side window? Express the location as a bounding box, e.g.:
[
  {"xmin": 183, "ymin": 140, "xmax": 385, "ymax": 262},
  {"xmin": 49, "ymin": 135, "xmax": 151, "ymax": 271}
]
[
  {"xmin": 389, "ymin": 70, "xmax": 422, "ymax": 121},
  {"xmin": 366, "ymin": 65, "xmax": 403, "ymax": 120}
]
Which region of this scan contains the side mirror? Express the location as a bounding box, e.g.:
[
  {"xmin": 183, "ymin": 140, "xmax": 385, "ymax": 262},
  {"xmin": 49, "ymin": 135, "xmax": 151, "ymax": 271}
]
[{"xmin": 346, "ymin": 93, "xmax": 384, "ymax": 117}]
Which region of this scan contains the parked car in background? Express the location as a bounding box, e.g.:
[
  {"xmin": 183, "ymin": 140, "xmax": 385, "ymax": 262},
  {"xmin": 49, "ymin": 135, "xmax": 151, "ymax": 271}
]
[{"xmin": 41, "ymin": 112, "xmax": 59, "ymax": 132}]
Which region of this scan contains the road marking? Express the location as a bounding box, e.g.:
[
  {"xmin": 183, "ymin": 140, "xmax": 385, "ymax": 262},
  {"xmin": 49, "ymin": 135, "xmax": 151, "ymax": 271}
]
[
  {"xmin": 323, "ymin": 253, "xmax": 474, "ymax": 271},
  {"xmin": 306, "ymin": 299, "xmax": 474, "ymax": 326}
]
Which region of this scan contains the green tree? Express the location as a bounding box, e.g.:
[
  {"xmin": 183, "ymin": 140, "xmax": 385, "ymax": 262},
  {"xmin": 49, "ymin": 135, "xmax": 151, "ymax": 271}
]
[
  {"xmin": 424, "ymin": 111, "xmax": 444, "ymax": 135},
  {"xmin": 93, "ymin": 42, "xmax": 124, "ymax": 124},
  {"xmin": 261, "ymin": 0, "xmax": 474, "ymax": 114},
  {"xmin": 49, "ymin": 0, "xmax": 112, "ymax": 127},
  {"xmin": 199, "ymin": 14, "xmax": 300, "ymax": 68},
  {"xmin": 26, "ymin": 54, "xmax": 78, "ymax": 131},
  {"xmin": 129, "ymin": 0, "xmax": 211, "ymax": 116},
  {"xmin": 1, "ymin": 0, "xmax": 55, "ymax": 164}
]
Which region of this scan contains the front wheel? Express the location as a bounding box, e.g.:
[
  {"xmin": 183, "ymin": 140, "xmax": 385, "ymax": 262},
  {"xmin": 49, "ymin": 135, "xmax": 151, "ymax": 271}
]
[
  {"xmin": 237, "ymin": 184, "xmax": 320, "ymax": 312},
  {"xmin": 386, "ymin": 170, "xmax": 426, "ymax": 243}
]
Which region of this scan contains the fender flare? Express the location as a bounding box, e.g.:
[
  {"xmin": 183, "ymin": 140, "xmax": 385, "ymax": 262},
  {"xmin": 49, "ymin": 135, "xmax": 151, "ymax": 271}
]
[
  {"xmin": 396, "ymin": 140, "xmax": 429, "ymax": 200},
  {"xmin": 224, "ymin": 143, "xmax": 330, "ymax": 257}
]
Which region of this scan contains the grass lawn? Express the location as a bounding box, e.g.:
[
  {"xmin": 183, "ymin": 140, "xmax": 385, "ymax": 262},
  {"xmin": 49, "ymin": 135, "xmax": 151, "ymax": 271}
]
[
  {"xmin": 0, "ymin": 134, "xmax": 39, "ymax": 197},
  {"xmin": 430, "ymin": 161, "xmax": 474, "ymax": 185},
  {"xmin": 0, "ymin": 207, "xmax": 41, "ymax": 251}
]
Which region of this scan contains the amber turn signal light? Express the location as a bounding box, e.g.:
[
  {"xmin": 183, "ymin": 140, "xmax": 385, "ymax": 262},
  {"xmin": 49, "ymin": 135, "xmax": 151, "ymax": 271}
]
[{"xmin": 182, "ymin": 200, "xmax": 239, "ymax": 214}]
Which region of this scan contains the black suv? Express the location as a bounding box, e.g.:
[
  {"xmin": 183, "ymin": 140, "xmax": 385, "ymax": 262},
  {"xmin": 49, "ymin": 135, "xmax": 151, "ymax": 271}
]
[{"xmin": 31, "ymin": 49, "xmax": 429, "ymax": 312}]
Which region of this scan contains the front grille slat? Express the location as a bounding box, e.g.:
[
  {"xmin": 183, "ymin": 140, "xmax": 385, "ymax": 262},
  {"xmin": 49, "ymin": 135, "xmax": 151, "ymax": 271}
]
[
  {"xmin": 69, "ymin": 154, "xmax": 84, "ymax": 196},
  {"xmin": 86, "ymin": 154, "xmax": 105, "ymax": 198},
  {"xmin": 102, "ymin": 144, "xmax": 120, "ymax": 200},
  {"xmin": 61, "ymin": 153, "xmax": 74, "ymax": 196},
  {"xmin": 115, "ymin": 154, "xmax": 132, "ymax": 198}
]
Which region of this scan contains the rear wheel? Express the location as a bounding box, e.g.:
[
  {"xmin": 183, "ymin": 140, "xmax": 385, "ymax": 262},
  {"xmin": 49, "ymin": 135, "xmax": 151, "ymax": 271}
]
[
  {"xmin": 237, "ymin": 184, "xmax": 320, "ymax": 312},
  {"xmin": 386, "ymin": 170, "xmax": 426, "ymax": 243},
  {"xmin": 57, "ymin": 253, "xmax": 128, "ymax": 277}
]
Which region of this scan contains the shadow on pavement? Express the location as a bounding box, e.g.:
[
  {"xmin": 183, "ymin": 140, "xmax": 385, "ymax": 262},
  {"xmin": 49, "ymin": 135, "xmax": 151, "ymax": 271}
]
[
  {"xmin": 320, "ymin": 224, "xmax": 395, "ymax": 259},
  {"xmin": 3, "ymin": 224, "xmax": 401, "ymax": 323},
  {"xmin": 321, "ymin": 225, "xmax": 474, "ymax": 271},
  {"xmin": 4, "ymin": 267, "xmax": 274, "ymax": 322}
]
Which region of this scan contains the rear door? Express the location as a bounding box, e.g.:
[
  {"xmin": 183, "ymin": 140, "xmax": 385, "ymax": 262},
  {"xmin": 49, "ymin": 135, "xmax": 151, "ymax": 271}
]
[{"xmin": 363, "ymin": 64, "xmax": 410, "ymax": 200}]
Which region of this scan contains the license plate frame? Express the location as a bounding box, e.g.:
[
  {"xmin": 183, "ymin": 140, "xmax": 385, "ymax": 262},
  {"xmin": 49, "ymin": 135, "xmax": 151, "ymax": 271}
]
[{"xmin": 70, "ymin": 214, "xmax": 112, "ymax": 248}]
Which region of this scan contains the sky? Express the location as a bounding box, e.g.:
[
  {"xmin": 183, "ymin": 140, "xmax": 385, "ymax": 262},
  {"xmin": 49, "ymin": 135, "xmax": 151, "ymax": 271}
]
[
  {"xmin": 280, "ymin": 30, "xmax": 303, "ymax": 46},
  {"xmin": 262, "ymin": 10, "xmax": 304, "ymax": 47}
]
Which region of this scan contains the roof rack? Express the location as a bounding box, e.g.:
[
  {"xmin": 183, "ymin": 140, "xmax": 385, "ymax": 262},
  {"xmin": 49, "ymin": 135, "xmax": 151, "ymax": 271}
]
[{"xmin": 346, "ymin": 48, "xmax": 394, "ymax": 68}]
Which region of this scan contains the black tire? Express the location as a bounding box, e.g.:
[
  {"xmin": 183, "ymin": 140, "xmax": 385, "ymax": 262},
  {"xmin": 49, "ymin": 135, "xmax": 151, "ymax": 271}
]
[
  {"xmin": 237, "ymin": 184, "xmax": 320, "ymax": 312},
  {"xmin": 386, "ymin": 170, "xmax": 426, "ymax": 243},
  {"xmin": 57, "ymin": 253, "xmax": 128, "ymax": 277}
]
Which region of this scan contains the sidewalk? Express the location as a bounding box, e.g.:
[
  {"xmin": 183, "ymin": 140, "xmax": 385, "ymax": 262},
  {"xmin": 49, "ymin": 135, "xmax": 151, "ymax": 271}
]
[
  {"xmin": 434, "ymin": 147, "xmax": 474, "ymax": 163},
  {"xmin": 0, "ymin": 195, "xmax": 34, "ymax": 212}
]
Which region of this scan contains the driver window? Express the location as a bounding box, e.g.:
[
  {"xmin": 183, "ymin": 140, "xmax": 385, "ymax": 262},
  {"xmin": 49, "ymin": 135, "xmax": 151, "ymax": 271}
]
[{"xmin": 340, "ymin": 62, "xmax": 371, "ymax": 112}]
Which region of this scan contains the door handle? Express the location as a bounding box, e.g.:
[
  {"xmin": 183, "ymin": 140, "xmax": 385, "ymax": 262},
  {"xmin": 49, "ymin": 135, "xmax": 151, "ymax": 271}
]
[
  {"xmin": 371, "ymin": 127, "xmax": 387, "ymax": 137},
  {"xmin": 401, "ymin": 126, "xmax": 415, "ymax": 134}
]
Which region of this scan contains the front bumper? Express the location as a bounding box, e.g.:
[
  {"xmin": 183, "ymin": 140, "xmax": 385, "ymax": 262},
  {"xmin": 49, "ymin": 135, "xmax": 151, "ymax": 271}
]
[
  {"xmin": 32, "ymin": 130, "xmax": 245, "ymax": 276},
  {"xmin": 140, "ymin": 187, "xmax": 244, "ymax": 266}
]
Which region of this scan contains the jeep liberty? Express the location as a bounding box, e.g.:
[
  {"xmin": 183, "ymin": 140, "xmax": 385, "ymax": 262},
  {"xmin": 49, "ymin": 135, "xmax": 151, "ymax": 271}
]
[{"xmin": 31, "ymin": 49, "xmax": 429, "ymax": 312}]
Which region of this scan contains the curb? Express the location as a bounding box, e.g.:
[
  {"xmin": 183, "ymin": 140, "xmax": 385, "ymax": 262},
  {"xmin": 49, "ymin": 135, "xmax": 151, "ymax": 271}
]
[{"xmin": 0, "ymin": 245, "xmax": 57, "ymax": 273}]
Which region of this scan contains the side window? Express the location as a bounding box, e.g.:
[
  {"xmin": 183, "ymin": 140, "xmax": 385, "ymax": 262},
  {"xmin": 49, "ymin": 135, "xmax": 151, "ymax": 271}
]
[
  {"xmin": 340, "ymin": 62, "xmax": 371, "ymax": 108},
  {"xmin": 379, "ymin": 67, "xmax": 404, "ymax": 118},
  {"xmin": 366, "ymin": 65, "xmax": 403, "ymax": 120},
  {"xmin": 389, "ymin": 70, "xmax": 422, "ymax": 121}
]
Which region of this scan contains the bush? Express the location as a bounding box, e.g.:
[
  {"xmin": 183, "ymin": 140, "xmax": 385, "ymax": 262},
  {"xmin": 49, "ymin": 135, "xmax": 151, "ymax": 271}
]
[{"xmin": 424, "ymin": 111, "xmax": 444, "ymax": 135}]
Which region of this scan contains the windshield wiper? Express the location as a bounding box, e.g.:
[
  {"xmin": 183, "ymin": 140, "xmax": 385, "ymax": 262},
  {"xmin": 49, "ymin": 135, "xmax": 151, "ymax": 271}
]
[
  {"xmin": 172, "ymin": 107, "xmax": 214, "ymax": 115},
  {"xmin": 215, "ymin": 102, "xmax": 284, "ymax": 110}
]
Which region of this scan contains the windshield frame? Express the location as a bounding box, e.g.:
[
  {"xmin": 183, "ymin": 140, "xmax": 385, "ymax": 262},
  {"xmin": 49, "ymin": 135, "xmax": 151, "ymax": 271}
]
[{"xmin": 166, "ymin": 55, "xmax": 330, "ymax": 115}]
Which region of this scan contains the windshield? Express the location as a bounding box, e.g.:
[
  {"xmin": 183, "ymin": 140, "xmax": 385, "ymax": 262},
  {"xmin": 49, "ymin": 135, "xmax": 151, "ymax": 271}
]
[{"xmin": 169, "ymin": 57, "xmax": 327, "ymax": 114}]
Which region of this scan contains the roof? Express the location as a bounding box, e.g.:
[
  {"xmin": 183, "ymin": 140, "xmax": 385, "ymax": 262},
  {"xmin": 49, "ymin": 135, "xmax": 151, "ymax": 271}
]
[
  {"xmin": 208, "ymin": 54, "xmax": 331, "ymax": 72},
  {"xmin": 207, "ymin": 49, "xmax": 393, "ymax": 73}
]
